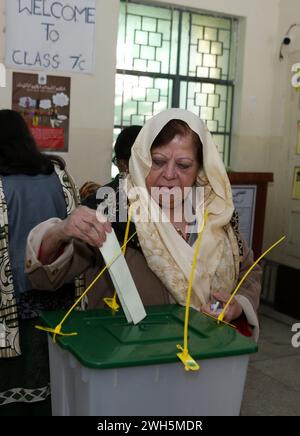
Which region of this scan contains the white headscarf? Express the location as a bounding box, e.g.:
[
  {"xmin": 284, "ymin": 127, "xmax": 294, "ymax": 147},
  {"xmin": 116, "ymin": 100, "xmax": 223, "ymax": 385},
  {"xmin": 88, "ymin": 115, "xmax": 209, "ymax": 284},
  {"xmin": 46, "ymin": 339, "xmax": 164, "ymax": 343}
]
[{"xmin": 127, "ymin": 108, "xmax": 240, "ymax": 309}]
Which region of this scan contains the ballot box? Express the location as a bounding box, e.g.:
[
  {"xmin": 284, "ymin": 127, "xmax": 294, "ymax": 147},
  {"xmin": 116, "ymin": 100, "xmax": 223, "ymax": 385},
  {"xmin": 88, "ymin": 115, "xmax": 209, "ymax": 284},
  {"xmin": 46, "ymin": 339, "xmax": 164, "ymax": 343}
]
[{"xmin": 41, "ymin": 304, "xmax": 257, "ymax": 416}]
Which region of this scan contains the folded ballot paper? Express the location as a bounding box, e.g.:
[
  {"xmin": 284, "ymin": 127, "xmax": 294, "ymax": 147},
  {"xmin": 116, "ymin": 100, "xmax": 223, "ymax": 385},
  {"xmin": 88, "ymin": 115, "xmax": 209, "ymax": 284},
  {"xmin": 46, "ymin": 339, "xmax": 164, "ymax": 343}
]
[{"xmin": 99, "ymin": 230, "xmax": 146, "ymax": 324}]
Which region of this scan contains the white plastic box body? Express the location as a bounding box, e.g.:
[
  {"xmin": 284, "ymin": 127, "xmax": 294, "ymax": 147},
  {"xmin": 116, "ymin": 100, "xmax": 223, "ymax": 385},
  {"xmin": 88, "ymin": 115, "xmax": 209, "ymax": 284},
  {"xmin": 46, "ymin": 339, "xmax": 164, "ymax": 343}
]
[{"xmin": 48, "ymin": 337, "xmax": 249, "ymax": 416}]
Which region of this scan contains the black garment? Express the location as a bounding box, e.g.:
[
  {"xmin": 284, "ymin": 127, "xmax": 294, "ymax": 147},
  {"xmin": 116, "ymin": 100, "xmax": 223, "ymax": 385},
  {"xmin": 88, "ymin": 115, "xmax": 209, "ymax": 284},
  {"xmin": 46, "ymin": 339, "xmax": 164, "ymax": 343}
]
[
  {"xmin": 82, "ymin": 174, "xmax": 141, "ymax": 252},
  {"xmin": 0, "ymin": 286, "xmax": 74, "ymax": 416},
  {"xmin": 0, "ymin": 318, "xmax": 51, "ymax": 416},
  {"xmin": 82, "ymin": 174, "xmax": 120, "ymax": 209}
]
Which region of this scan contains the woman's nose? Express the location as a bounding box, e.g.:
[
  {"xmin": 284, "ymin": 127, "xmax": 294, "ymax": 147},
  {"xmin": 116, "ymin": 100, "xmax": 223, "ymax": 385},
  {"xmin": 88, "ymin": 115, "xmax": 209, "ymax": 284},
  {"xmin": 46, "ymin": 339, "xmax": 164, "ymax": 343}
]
[{"xmin": 163, "ymin": 162, "xmax": 176, "ymax": 180}]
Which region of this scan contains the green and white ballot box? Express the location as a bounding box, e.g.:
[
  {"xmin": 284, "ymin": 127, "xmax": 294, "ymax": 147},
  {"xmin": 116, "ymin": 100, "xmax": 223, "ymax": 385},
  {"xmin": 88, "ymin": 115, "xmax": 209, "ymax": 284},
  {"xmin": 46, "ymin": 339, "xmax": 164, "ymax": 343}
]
[{"xmin": 41, "ymin": 304, "xmax": 257, "ymax": 416}]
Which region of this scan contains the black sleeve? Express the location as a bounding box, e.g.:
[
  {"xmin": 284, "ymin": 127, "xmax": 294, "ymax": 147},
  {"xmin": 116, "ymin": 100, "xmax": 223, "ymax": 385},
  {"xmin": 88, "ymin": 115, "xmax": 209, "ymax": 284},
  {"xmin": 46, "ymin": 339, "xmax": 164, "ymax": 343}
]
[{"xmin": 82, "ymin": 192, "xmax": 98, "ymax": 210}]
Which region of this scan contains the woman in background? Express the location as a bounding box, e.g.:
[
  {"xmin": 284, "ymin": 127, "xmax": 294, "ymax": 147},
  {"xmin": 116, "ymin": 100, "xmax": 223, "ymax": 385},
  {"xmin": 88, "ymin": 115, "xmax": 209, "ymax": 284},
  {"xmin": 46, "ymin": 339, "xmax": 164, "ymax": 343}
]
[
  {"xmin": 0, "ymin": 110, "xmax": 84, "ymax": 416},
  {"xmin": 81, "ymin": 125, "xmax": 142, "ymax": 208}
]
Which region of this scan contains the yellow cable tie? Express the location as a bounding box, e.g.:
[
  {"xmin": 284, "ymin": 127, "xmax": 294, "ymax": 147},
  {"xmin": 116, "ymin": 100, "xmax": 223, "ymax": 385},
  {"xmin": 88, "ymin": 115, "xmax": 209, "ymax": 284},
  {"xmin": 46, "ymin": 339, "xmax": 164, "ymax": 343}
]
[
  {"xmin": 103, "ymin": 296, "xmax": 120, "ymax": 312},
  {"xmin": 35, "ymin": 324, "xmax": 78, "ymax": 343},
  {"xmin": 176, "ymin": 345, "xmax": 200, "ymax": 371},
  {"xmin": 103, "ymin": 205, "xmax": 133, "ymax": 312},
  {"xmin": 202, "ymin": 311, "xmax": 236, "ymax": 328},
  {"xmin": 58, "ymin": 230, "xmax": 136, "ymax": 320},
  {"xmin": 35, "ymin": 227, "xmax": 137, "ymax": 340},
  {"xmin": 217, "ymin": 235, "xmax": 286, "ymax": 324},
  {"xmin": 177, "ymin": 209, "xmax": 208, "ymax": 372}
]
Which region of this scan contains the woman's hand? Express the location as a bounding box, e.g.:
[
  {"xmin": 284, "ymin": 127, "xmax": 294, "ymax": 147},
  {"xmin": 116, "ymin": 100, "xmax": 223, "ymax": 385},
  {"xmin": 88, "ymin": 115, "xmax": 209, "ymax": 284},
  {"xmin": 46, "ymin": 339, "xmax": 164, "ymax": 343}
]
[
  {"xmin": 60, "ymin": 206, "xmax": 112, "ymax": 247},
  {"xmin": 201, "ymin": 291, "xmax": 243, "ymax": 322},
  {"xmin": 39, "ymin": 206, "xmax": 112, "ymax": 264}
]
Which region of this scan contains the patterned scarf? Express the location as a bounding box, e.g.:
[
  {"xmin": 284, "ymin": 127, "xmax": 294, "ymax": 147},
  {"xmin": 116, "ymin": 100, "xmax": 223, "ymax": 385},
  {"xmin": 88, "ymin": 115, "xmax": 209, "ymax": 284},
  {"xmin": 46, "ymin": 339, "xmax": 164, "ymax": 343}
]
[{"xmin": 127, "ymin": 109, "xmax": 243, "ymax": 310}]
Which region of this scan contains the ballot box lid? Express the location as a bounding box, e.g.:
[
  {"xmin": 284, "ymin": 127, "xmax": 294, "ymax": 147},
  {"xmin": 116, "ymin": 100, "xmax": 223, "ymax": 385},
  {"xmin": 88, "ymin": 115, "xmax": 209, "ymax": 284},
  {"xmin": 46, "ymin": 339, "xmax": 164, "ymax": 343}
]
[{"xmin": 41, "ymin": 304, "xmax": 257, "ymax": 369}]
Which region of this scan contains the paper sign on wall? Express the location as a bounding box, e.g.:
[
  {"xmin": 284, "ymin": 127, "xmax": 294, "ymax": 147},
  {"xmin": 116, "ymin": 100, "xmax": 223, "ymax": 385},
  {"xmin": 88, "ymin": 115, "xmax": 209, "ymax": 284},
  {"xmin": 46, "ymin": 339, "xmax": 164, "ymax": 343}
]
[
  {"xmin": 12, "ymin": 72, "xmax": 71, "ymax": 152},
  {"xmin": 5, "ymin": 0, "xmax": 96, "ymax": 74},
  {"xmin": 232, "ymin": 185, "xmax": 256, "ymax": 248},
  {"xmin": 292, "ymin": 167, "xmax": 300, "ymax": 200}
]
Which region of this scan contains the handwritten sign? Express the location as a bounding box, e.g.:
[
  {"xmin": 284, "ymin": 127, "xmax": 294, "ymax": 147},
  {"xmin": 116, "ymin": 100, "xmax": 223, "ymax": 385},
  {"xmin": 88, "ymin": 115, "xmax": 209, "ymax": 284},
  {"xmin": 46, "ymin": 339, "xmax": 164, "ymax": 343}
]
[{"xmin": 5, "ymin": 0, "xmax": 96, "ymax": 74}]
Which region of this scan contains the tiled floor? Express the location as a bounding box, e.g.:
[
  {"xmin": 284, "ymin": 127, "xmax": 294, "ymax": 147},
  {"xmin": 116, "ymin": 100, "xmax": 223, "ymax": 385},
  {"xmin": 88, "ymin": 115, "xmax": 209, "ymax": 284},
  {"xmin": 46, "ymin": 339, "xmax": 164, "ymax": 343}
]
[{"xmin": 240, "ymin": 305, "xmax": 300, "ymax": 416}]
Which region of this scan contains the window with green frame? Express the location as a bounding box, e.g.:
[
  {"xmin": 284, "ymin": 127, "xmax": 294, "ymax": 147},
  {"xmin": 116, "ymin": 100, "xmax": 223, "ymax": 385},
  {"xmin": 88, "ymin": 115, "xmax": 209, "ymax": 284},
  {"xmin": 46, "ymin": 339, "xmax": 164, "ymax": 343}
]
[{"xmin": 113, "ymin": 0, "xmax": 237, "ymax": 175}]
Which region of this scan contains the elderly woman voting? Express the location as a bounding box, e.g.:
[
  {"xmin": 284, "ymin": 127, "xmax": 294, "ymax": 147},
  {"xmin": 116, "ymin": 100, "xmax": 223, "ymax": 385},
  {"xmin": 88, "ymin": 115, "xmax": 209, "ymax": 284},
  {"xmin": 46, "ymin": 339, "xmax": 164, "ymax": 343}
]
[{"xmin": 26, "ymin": 109, "xmax": 262, "ymax": 340}]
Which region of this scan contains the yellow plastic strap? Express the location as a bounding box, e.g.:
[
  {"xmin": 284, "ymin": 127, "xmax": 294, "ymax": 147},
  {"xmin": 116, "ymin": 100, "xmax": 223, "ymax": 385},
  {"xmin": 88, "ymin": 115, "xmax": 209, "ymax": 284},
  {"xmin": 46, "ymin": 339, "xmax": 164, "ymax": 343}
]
[
  {"xmin": 176, "ymin": 345, "xmax": 200, "ymax": 372},
  {"xmin": 103, "ymin": 296, "xmax": 120, "ymax": 312},
  {"xmin": 35, "ymin": 229, "xmax": 137, "ymax": 342},
  {"xmin": 104, "ymin": 205, "xmax": 133, "ymax": 312},
  {"xmin": 35, "ymin": 324, "xmax": 78, "ymax": 343},
  {"xmin": 203, "ymin": 311, "xmax": 236, "ymax": 329},
  {"xmin": 176, "ymin": 209, "xmax": 208, "ymax": 371},
  {"xmin": 217, "ymin": 235, "xmax": 286, "ymax": 324}
]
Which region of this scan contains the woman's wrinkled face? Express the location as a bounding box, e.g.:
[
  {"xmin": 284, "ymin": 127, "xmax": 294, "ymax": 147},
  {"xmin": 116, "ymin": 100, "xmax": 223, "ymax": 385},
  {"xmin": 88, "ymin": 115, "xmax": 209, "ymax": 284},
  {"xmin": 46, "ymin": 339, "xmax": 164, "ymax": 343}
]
[{"xmin": 146, "ymin": 133, "xmax": 199, "ymax": 208}]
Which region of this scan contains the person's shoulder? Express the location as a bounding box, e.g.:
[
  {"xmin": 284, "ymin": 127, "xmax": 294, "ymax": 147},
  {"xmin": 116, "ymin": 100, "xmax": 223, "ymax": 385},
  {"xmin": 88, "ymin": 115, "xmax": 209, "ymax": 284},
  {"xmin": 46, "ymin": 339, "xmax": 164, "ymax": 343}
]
[
  {"xmin": 82, "ymin": 191, "xmax": 98, "ymax": 209},
  {"xmin": 51, "ymin": 155, "xmax": 66, "ymax": 171},
  {"xmin": 105, "ymin": 174, "xmax": 120, "ymax": 190},
  {"xmin": 97, "ymin": 175, "xmax": 120, "ymax": 197},
  {"xmin": 82, "ymin": 176, "xmax": 120, "ymax": 209}
]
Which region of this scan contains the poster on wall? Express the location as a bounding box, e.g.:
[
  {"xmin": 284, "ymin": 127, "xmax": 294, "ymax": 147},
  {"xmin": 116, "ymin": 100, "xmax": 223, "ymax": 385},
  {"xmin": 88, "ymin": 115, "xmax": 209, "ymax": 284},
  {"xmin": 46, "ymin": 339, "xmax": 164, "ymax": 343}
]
[
  {"xmin": 5, "ymin": 0, "xmax": 96, "ymax": 74},
  {"xmin": 292, "ymin": 167, "xmax": 300, "ymax": 200},
  {"xmin": 12, "ymin": 72, "xmax": 70, "ymax": 152},
  {"xmin": 231, "ymin": 185, "xmax": 256, "ymax": 248}
]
